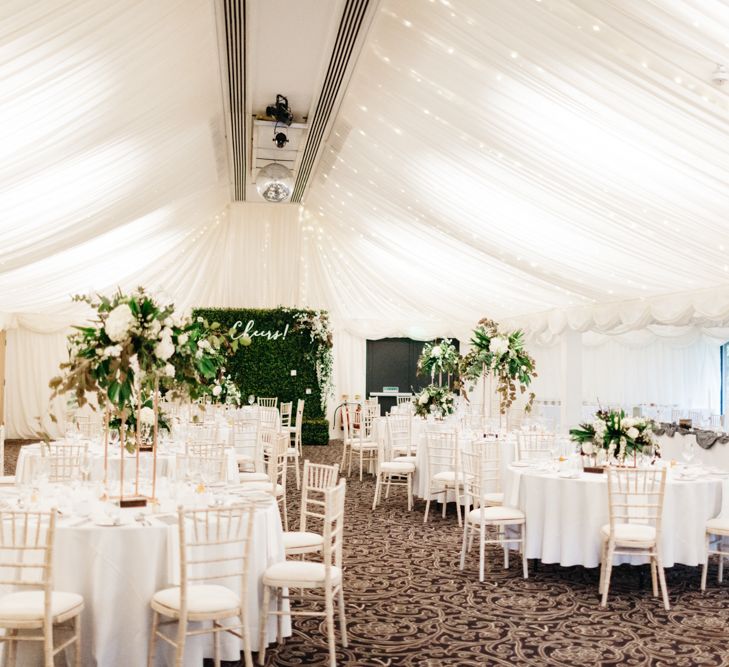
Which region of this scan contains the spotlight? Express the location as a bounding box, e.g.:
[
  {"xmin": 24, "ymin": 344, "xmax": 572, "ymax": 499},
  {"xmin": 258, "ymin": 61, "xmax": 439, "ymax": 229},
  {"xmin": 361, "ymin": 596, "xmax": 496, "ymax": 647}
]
[
  {"xmin": 256, "ymin": 162, "xmax": 294, "ymax": 202},
  {"xmin": 265, "ymin": 94, "xmax": 293, "ymax": 125},
  {"xmin": 274, "ymin": 131, "xmax": 289, "ymax": 148}
]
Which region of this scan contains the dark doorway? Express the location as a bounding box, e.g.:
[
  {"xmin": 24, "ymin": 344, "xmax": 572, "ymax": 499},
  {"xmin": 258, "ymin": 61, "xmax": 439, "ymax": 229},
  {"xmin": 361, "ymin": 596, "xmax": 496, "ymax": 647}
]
[{"xmin": 366, "ymin": 338, "xmax": 460, "ymax": 413}]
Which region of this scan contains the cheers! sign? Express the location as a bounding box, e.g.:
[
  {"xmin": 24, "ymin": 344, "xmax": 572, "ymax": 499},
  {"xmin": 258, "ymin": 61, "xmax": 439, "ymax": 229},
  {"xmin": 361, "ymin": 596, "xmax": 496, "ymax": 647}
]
[{"xmin": 231, "ymin": 319, "xmax": 290, "ymax": 342}]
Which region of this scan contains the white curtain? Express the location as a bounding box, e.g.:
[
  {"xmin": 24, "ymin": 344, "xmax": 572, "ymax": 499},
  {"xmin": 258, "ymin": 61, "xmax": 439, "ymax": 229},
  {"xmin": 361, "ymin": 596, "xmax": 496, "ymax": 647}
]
[
  {"xmin": 529, "ymin": 332, "xmax": 722, "ymax": 413},
  {"xmin": 6, "ymin": 327, "xmax": 68, "ymax": 439}
]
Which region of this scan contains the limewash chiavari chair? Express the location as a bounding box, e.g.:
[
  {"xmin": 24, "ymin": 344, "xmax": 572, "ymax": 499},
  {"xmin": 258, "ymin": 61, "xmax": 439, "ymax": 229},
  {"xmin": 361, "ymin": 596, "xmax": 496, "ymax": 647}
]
[
  {"xmin": 339, "ymin": 402, "xmax": 358, "ymax": 472},
  {"xmin": 186, "ymin": 422, "xmax": 218, "ymax": 445},
  {"xmin": 515, "ymin": 431, "xmax": 555, "ymax": 462},
  {"xmin": 701, "ymin": 479, "xmax": 729, "ymax": 590},
  {"xmin": 257, "ymin": 397, "xmax": 278, "ymax": 408},
  {"xmin": 147, "ymin": 503, "xmax": 257, "ymax": 667},
  {"xmin": 41, "ymin": 442, "xmax": 88, "ymax": 483},
  {"xmin": 279, "ymin": 402, "xmax": 292, "ymax": 429},
  {"xmin": 372, "ymin": 437, "xmax": 415, "ymax": 512},
  {"xmin": 184, "ymin": 442, "xmax": 228, "ymax": 484},
  {"xmin": 423, "ymin": 430, "xmax": 465, "ymax": 526},
  {"xmin": 259, "ymin": 407, "xmax": 280, "ymax": 433},
  {"xmin": 599, "ymin": 467, "xmax": 669, "ymax": 610},
  {"xmin": 283, "ymin": 461, "xmax": 340, "ymax": 557},
  {"xmin": 343, "ymin": 404, "xmax": 378, "ymax": 481},
  {"xmin": 396, "ymin": 395, "xmax": 412, "ymax": 406},
  {"xmin": 0, "ymin": 509, "xmax": 84, "ymax": 667},
  {"xmin": 284, "ymin": 400, "xmax": 305, "ymax": 490},
  {"xmin": 386, "ymin": 414, "xmax": 414, "ymax": 460},
  {"xmin": 73, "ymin": 414, "xmax": 103, "ymax": 440},
  {"xmin": 233, "ymin": 420, "xmax": 263, "ymax": 473},
  {"xmin": 238, "ymin": 433, "xmax": 289, "ymax": 530},
  {"xmin": 470, "ymin": 438, "xmax": 504, "ymax": 507},
  {"xmin": 459, "ymin": 448, "xmax": 527, "ymax": 582},
  {"xmin": 258, "ymin": 480, "xmax": 348, "ymax": 667}
]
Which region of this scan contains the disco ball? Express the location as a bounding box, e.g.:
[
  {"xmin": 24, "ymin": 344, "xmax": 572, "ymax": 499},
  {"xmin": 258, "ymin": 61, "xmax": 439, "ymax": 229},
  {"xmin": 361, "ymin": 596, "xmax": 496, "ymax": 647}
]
[{"xmin": 256, "ymin": 162, "xmax": 294, "ymax": 202}]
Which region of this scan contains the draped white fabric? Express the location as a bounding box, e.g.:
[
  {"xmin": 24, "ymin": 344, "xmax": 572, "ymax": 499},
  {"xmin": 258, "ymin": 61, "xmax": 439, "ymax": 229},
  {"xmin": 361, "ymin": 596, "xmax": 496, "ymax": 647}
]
[{"xmin": 3, "ymin": 1, "xmax": 729, "ymax": 434}]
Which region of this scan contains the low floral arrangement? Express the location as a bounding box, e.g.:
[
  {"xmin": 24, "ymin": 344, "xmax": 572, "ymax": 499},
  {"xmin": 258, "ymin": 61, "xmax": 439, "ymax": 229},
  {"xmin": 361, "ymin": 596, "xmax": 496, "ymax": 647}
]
[
  {"xmin": 417, "ymin": 339, "xmax": 460, "ymax": 382},
  {"xmin": 569, "ymin": 409, "xmax": 659, "ymax": 462},
  {"xmin": 49, "ymin": 287, "xmax": 233, "ymax": 431},
  {"xmin": 208, "ymin": 374, "xmax": 242, "ymax": 407},
  {"xmin": 413, "ymin": 384, "xmax": 455, "ymax": 418},
  {"xmin": 463, "ymin": 318, "xmax": 537, "ymax": 413}
]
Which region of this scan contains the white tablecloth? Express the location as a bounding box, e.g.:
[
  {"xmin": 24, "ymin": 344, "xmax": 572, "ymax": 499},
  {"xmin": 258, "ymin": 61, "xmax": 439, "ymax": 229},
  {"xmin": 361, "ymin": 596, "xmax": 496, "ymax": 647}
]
[
  {"xmin": 504, "ymin": 466, "xmax": 723, "ymax": 568},
  {"xmin": 6, "ymin": 493, "xmax": 288, "ymax": 666},
  {"xmin": 657, "ymin": 432, "xmax": 729, "ymax": 470},
  {"xmin": 15, "ymin": 442, "xmax": 239, "ymax": 486}
]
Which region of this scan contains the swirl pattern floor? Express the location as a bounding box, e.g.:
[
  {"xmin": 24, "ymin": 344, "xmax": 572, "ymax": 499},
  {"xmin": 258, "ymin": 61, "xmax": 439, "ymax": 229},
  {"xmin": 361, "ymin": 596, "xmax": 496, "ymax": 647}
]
[
  {"xmin": 255, "ymin": 442, "xmax": 729, "ymax": 667},
  {"xmin": 7, "ymin": 441, "xmax": 727, "ymax": 666}
]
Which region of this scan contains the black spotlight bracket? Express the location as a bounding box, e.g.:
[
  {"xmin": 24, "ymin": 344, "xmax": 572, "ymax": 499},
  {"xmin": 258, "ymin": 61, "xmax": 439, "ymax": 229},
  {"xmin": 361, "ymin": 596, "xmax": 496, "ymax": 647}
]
[{"xmin": 265, "ymin": 94, "xmax": 294, "ymax": 126}]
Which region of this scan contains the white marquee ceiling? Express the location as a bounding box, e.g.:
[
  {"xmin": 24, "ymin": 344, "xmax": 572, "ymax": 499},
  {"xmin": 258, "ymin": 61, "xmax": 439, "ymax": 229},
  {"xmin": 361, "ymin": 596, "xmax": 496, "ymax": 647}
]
[{"xmin": 2, "ymin": 0, "xmax": 729, "ymax": 337}]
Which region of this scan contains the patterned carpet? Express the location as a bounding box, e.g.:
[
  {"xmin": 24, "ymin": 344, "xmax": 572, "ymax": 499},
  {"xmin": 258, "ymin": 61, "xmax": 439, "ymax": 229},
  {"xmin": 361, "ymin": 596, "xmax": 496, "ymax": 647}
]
[{"xmin": 7, "ymin": 440, "xmax": 729, "ymax": 666}]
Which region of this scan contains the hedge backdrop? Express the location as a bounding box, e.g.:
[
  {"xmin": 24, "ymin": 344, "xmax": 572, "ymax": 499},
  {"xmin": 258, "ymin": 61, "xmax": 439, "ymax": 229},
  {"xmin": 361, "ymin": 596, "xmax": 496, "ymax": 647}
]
[{"xmin": 194, "ymin": 307, "xmax": 331, "ymax": 445}]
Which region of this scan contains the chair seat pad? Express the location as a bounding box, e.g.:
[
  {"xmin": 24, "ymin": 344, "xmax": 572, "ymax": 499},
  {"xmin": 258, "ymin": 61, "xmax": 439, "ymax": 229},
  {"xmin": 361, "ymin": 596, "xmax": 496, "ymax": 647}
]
[
  {"xmin": 351, "ymin": 441, "xmax": 378, "ymax": 451},
  {"xmin": 394, "ymin": 454, "xmax": 416, "ymax": 461},
  {"xmin": 600, "ymin": 523, "xmax": 656, "ymax": 543},
  {"xmin": 707, "ymin": 517, "xmax": 729, "ymax": 534},
  {"xmin": 482, "ymin": 492, "xmax": 504, "ymax": 505},
  {"xmin": 467, "ymin": 506, "xmax": 525, "ymax": 524},
  {"xmin": 0, "ymin": 591, "xmax": 83, "ymax": 622},
  {"xmin": 286, "ymin": 447, "xmax": 298, "ymax": 456},
  {"xmin": 263, "ymin": 561, "xmax": 342, "ymax": 588},
  {"xmin": 433, "ymin": 471, "xmax": 458, "ymax": 483},
  {"xmin": 236, "ymin": 481, "xmax": 284, "ymax": 496},
  {"xmin": 152, "ymin": 585, "xmax": 240, "ymax": 614},
  {"xmin": 381, "ymin": 461, "xmax": 415, "ymax": 473},
  {"xmin": 238, "ymin": 472, "xmax": 269, "ymax": 482},
  {"xmin": 283, "ymin": 531, "xmax": 323, "ymax": 551}
]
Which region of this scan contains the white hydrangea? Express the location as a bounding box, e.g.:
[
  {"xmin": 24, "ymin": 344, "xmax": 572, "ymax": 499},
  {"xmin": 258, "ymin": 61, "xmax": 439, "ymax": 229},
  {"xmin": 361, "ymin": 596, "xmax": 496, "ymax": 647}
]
[
  {"xmin": 103, "ymin": 345, "xmax": 122, "ymax": 358},
  {"xmin": 212, "ymin": 385, "xmax": 222, "ymax": 397},
  {"xmin": 139, "ymin": 406, "xmax": 155, "ymax": 425},
  {"xmin": 418, "ymin": 391, "xmax": 429, "ymax": 405},
  {"xmin": 154, "ymin": 334, "xmax": 175, "ymax": 361},
  {"xmin": 105, "ymin": 304, "xmax": 135, "ymax": 342},
  {"xmin": 488, "ymin": 335, "xmax": 509, "ymax": 355},
  {"xmin": 148, "ymin": 319, "xmax": 161, "ymax": 337},
  {"xmin": 626, "ymin": 427, "xmax": 639, "ymax": 439},
  {"xmin": 178, "ymin": 333, "xmax": 189, "ymax": 345},
  {"xmin": 430, "ymin": 345, "xmax": 442, "ymax": 358},
  {"xmin": 164, "ymin": 363, "xmax": 175, "ymax": 378}
]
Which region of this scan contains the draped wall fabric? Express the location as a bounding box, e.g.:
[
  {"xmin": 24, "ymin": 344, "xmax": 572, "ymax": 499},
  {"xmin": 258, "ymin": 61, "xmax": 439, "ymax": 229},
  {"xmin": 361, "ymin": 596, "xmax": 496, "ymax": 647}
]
[{"xmin": 3, "ymin": 1, "xmax": 729, "ymax": 434}]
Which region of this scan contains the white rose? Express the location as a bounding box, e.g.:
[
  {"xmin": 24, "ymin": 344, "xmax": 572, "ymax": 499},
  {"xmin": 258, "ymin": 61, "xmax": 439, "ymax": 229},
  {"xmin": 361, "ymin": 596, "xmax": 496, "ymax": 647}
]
[
  {"xmin": 488, "ymin": 335, "xmax": 509, "ymax": 355},
  {"xmin": 178, "ymin": 333, "xmax": 189, "ymax": 345},
  {"xmin": 105, "ymin": 304, "xmax": 135, "ymax": 342},
  {"xmin": 164, "ymin": 317, "xmax": 173, "ymax": 327},
  {"xmin": 212, "ymin": 385, "xmax": 222, "ymax": 397},
  {"xmin": 418, "ymin": 392, "xmax": 429, "ymax": 405},
  {"xmin": 582, "ymin": 441, "xmax": 595, "ymax": 455},
  {"xmin": 139, "ymin": 406, "xmax": 155, "ymax": 425},
  {"xmin": 160, "ymin": 327, "xmax": 172, "ymax": 340},
  {"xmin": 148, "ymin": 320, "xmax": 161, "ymax": 337},
  {"xmin": 430, "ymin": 345, "xmax": 442, "ymax": 358},
  {"xmin": 164, "ymin": 363, "xmax": 175, "ymax": 378},
  {"xmin": 103, "ymin": 345, "xmax": 122, "ymax": 358},
  {"xmin": 627, "ymin": 427, "xmax": 639, "ymax": 439},
  {"xmin": 154, "ymin": 336, "xmax": 175, "ymax": 361},
  {"xmin": 195, "ymin": 350, "xmax": 203, "ymax": 359}
]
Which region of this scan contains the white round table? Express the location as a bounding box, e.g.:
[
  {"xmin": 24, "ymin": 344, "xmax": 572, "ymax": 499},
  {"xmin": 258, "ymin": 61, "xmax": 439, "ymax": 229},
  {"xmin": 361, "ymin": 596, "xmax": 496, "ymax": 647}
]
[
  {"xmin": 0, "ymin": 486, "xmax": 288, "ymax": 666},
  {"xmin": 15, "ymin": 441, "xmax": 239, "ymax": 486},
  {"xmin": 504, "ymin": 465, "xmax": 723, "ymax": 567}
]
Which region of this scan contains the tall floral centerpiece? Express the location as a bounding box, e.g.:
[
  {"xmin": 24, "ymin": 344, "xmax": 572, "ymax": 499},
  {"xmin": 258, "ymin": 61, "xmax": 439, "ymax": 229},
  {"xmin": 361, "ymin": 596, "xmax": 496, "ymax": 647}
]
[
  {"xmin": 208, "ymin": 375, "xmax": 242, "ymax": 407},
  {"xmin": 417, "ymin": 339, "xmax": 460, "ymax": 387},
  {"xmin": 462, "ymin": 318, "xmax": 537, "ymax": 418},
  {"xmin": 569, "ymin": 409, "xmax": 659, "ymax": 466},
  {"xmin": 49, "ymin": 288, "xmax": 232, "ymax": 502},
  {"xmin": 413, "ymin": 385, "xmax": 455, "ymax": 419}
]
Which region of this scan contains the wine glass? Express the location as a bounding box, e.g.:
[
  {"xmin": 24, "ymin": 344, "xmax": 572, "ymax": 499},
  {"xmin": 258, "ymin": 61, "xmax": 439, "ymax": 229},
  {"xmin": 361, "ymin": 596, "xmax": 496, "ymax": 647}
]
[{"xmin": 682, "ymin": 440, "xmax": 695, "ymax": 465}]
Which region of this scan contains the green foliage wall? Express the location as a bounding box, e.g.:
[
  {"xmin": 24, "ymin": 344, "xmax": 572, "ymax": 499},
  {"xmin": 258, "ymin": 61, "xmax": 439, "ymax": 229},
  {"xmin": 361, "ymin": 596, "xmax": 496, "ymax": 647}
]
[{"xmin": 193, "ymin": 308, "xmax": 331, "ymax": 445}]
